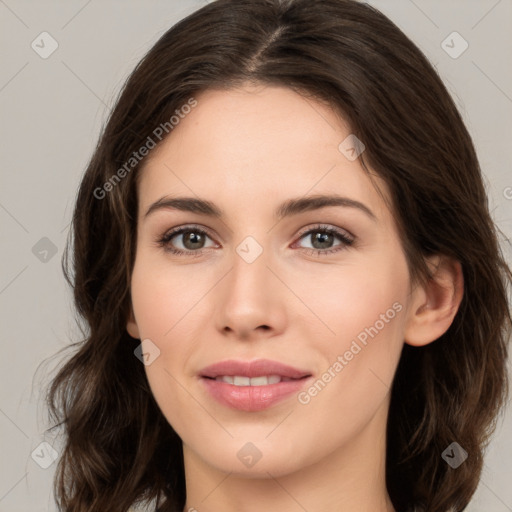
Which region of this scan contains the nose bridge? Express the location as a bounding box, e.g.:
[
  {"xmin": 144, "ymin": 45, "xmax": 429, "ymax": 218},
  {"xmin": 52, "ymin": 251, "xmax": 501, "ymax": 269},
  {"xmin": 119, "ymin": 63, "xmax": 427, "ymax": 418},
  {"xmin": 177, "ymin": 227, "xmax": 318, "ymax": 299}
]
[
  {"xmin": 228, "ymin": 234, "xmax": 273, "ymax": 301},
  {"xmin": 216, "ymin": 233, "xmax": 285, "ymax": 336}
]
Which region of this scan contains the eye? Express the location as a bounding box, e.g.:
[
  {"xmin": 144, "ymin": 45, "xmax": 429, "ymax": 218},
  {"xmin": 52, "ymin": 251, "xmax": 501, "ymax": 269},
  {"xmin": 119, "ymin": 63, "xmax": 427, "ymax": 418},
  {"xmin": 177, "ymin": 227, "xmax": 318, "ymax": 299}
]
[
  {"xmin": 293, "ymin": 224, "xmax": 355, "ymax": 256},
  {"xmin": 156, "ymin": 223, "xmax": 355, "ymax": 258},
  {"xmin": 156, "ymin": 225, "xmax": 217, "ymax": 256}
]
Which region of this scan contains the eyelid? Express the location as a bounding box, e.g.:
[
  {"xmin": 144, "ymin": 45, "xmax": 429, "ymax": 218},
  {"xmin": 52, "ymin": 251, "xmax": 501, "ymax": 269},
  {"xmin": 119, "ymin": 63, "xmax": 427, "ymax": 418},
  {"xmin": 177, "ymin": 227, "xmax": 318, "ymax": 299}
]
[
  {"xmin": 162, "ymin": 223, "xmax": 217, "ymax": 238},
  {"xmin": 294, "ymin": 223, "xmax": 354, "ymax": 241}
]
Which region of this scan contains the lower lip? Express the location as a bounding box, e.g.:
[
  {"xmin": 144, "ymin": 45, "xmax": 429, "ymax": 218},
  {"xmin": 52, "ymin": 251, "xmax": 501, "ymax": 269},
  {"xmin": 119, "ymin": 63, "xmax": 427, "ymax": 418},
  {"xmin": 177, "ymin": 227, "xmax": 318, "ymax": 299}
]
[{"xmin": 201, "ymin": 377, "xmax": 311, "ymax": 412}]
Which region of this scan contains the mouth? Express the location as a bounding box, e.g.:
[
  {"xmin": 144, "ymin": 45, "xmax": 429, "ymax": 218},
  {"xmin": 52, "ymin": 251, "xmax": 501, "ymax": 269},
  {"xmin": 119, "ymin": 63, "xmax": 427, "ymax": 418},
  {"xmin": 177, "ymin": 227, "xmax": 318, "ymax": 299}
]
[
  {"xmin": 199, "ymin": 359, "xmax": 312, "ymax": 411},
  {"xmin": 200, "ymin": 358, "xmax": 311, "ymax": 380},
  {"xmin": 205, "ymin": 375, "xmax": 302, "ymax": 386}
]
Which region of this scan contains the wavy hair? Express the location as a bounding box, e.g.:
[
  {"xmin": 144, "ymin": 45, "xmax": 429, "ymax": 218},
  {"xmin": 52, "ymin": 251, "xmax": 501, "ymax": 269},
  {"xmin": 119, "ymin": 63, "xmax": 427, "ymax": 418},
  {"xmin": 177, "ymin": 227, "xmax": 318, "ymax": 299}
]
[{"xmin": 47, "ymin": 0, "xmax": 512, "ymax": 511}]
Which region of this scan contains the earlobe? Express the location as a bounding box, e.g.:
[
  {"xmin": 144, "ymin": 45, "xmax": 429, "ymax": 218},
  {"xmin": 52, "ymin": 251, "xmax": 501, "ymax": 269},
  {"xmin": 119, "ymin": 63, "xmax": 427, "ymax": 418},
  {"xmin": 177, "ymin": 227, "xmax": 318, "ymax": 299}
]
[
  {"xmin": 404, "ymin": 255, "xmax": 464, "ymax": 347},
  {"xmin": 126, "ymin": 305, "xmax": 140, "ymax": 339}
]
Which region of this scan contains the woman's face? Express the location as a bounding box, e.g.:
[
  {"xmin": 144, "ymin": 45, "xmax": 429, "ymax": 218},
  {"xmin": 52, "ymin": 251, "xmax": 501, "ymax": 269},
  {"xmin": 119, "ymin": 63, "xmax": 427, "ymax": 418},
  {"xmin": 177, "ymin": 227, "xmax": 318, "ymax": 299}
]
[{"xmin": 127, "ymin": 84, "xmax": 421, "ymax": 477}]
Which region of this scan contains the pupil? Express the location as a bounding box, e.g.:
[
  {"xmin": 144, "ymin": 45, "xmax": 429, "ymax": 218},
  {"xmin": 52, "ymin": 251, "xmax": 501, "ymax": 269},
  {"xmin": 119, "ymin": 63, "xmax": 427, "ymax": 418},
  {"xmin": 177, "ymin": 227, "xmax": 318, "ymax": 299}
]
[
  {"xmin": 313, "ymin": 232, "xmax": 332, "ymax": 249},
  {"xmin": 184, "ymin": 231, "xmax": 203, "ymax": 249}
]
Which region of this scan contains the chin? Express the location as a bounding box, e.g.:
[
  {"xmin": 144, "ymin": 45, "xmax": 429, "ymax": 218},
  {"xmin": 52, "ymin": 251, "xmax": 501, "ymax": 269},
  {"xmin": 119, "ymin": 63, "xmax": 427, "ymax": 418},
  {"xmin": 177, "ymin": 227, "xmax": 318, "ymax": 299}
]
[{"xmin": 188, "ymin": 437, "xmax": 312, "ymax": 478}]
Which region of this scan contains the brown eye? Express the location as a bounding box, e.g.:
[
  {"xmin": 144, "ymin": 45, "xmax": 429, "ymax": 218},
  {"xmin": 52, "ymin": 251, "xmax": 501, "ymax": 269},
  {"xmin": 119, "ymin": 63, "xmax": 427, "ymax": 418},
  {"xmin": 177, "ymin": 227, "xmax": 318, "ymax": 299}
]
[
  {"xmin": 180, "ymin": 230, "xmax": 207, "ymax": 250},
  {"xmin": 295, "ymin": 225, "xmax": 355, "ymax": 256},
  {"xmin": 157, "ymin": 225, "xmax": 216, "ymax": 255}
]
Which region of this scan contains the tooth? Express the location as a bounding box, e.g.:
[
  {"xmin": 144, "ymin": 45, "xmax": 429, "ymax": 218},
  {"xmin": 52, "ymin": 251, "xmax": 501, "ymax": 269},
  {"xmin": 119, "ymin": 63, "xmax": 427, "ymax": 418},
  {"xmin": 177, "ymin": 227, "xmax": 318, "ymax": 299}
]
[
  {"xmin": 250, "ymin": 376, "xmax": 269, "ymax": 386},
  {"xmin": 233, "ymin": 376, "xmax": 251, "ymax": 386},
  {"xmin": 214, "ymin": 375, "xmax": 286, "ymax": 386}
]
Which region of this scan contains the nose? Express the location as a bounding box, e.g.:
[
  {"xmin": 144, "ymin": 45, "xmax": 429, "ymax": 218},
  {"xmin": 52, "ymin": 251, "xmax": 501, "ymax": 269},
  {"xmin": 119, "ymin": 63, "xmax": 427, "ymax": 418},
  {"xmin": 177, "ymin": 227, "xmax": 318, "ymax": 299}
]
[{"xmin": 215, "ymin": 243, "xmax": 287, "ymax": 341}]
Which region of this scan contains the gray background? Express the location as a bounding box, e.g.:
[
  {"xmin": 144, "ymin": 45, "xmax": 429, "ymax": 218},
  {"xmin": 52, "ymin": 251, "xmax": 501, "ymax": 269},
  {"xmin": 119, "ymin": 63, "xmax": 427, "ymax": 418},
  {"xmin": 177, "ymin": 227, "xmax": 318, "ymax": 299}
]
[{"xmin": 1, "ymin": 0, "xmax": 511, "ymax": 510}]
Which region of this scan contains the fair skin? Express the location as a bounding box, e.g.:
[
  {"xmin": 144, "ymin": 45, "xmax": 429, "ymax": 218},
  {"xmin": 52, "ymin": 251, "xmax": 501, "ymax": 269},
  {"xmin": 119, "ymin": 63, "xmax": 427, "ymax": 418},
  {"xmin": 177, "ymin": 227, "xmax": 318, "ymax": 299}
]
[{"xmin": 127, "ymin": 84, "xmax": 463, "ymax": 512}]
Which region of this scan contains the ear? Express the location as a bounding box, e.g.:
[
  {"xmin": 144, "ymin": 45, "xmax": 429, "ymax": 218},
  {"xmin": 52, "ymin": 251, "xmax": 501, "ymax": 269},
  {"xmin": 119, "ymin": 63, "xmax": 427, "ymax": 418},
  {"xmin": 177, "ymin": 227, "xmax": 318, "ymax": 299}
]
[
  {"xmin": 126, "ymin": 304, "xmax": 141, "ymax": 339},
  {"xmin": 404, "ymin": 255, "xmax": 464, "ymax": 347}
]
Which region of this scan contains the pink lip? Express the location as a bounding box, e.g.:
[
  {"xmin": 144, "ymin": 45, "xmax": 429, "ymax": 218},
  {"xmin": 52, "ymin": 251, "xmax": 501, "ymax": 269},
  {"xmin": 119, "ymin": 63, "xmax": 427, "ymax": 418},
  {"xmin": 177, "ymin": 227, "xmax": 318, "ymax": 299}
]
[
  {"xmin": 199, "ymin": 359, "xmax": 312, "ymax": 412},
  {"xmin": 200, "ymin": 359, "xmax": 311, "ymax": 379}
]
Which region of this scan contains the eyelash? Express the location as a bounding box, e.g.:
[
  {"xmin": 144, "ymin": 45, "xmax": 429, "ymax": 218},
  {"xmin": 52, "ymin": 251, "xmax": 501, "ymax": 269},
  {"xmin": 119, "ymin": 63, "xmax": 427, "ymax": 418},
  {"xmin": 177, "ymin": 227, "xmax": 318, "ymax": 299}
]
[{"xmin": 156, "ymin": 223, "xmax": 355, "ymax": 258}]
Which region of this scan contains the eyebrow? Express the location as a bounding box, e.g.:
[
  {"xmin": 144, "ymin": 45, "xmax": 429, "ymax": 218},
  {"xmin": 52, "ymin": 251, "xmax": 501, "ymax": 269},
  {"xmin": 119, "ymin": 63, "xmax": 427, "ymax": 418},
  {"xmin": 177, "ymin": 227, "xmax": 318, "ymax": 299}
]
[{"xmin": 144, "ymin": 194, "xmax": 376, "ymax": 222}]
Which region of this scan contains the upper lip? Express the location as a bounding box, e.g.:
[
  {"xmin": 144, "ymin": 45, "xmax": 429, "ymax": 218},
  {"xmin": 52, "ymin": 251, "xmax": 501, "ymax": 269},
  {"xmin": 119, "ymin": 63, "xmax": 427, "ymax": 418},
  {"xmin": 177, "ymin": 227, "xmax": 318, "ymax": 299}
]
[{"xmin": 200, "ymin": 359, "xmax": 311, "ymax": 379}]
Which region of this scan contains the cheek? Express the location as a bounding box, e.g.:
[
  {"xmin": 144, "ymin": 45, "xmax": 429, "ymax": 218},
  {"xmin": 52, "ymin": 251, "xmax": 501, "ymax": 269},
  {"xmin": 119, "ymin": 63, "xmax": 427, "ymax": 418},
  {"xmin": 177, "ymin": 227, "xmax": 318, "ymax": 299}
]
[
  {"xmin": 301, "ymin": 257, "xmax": 408, "ymax": 351},
  {"xmin": 297, "ymin": 251, "xmax": 409, "ymax": 409},
  {"xmin": 129, "ymin": 255, "xmax": 216, "ymax": 400},
  {"xmin": 130, "ymin": 256, "xmax": 211, "ymax": 339},
  {"xmin": 129, "ymin": 263, "xmax": 196, "ymax": 428}
]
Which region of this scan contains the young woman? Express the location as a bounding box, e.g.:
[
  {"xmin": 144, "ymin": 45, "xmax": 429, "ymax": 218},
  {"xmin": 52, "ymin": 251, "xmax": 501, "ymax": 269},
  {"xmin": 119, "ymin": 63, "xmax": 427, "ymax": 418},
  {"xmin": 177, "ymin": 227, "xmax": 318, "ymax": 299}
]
[{"xmin": 47, "ymin": 1, "xmax": 511, "ymax": 511}]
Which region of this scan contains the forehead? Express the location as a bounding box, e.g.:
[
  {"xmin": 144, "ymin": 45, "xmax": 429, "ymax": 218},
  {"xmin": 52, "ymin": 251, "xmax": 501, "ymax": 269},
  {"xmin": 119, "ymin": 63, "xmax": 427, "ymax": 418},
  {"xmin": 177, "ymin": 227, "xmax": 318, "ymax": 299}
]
[{"xmin": 138, "ymin": 84, "xmax": 391, "ymax": 223}]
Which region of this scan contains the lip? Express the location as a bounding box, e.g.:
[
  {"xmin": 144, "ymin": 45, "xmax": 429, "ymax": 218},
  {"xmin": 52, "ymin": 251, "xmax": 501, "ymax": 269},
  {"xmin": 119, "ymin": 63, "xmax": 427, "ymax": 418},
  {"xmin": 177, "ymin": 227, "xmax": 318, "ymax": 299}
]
[
  {"xmin": 200, "ymin": 359, "xmax": 311, "ymax": 379},
  {"xmin": 199, "ymin": 359, "xmax": 312, "ymax": 412}
]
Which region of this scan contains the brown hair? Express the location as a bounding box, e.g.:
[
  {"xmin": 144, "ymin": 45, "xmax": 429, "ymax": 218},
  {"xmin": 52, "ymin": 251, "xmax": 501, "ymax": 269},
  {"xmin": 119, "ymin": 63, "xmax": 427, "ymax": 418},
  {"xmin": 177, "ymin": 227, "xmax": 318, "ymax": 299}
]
[{"xmin": 47, "ymin": 0, "xmax": 511, "ymax": 511}]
